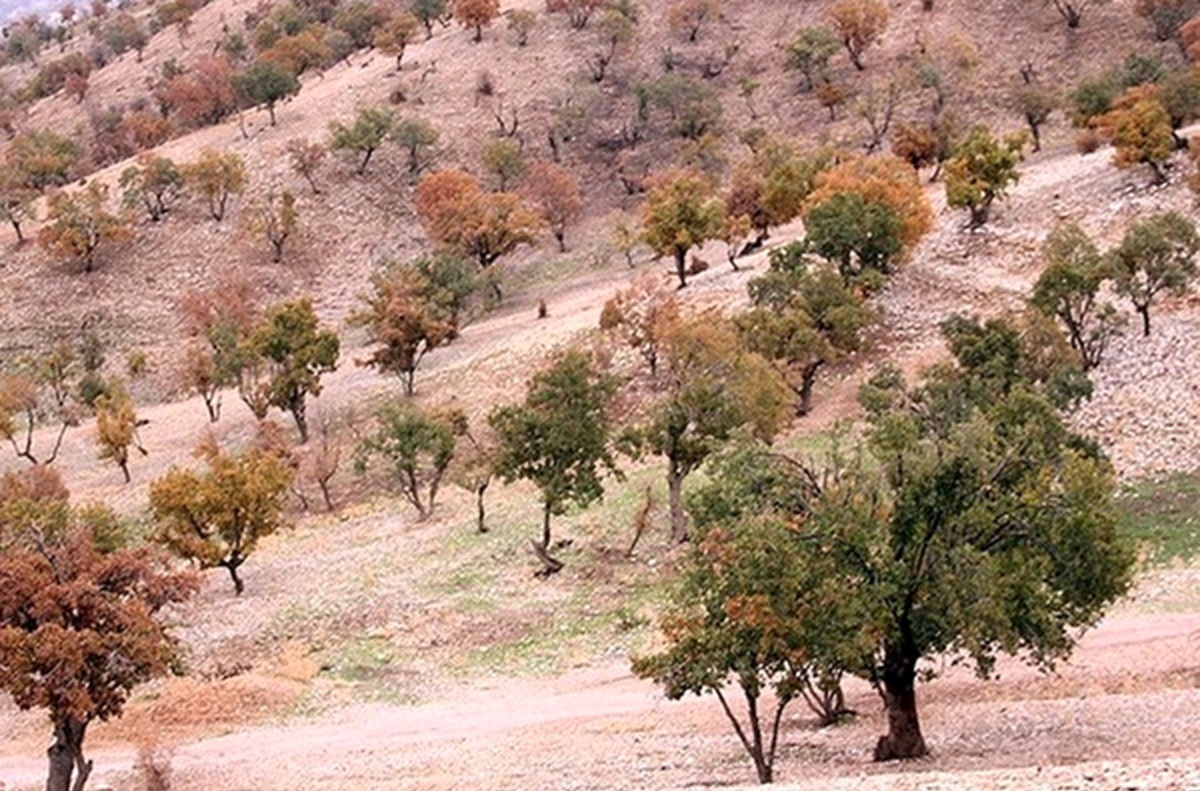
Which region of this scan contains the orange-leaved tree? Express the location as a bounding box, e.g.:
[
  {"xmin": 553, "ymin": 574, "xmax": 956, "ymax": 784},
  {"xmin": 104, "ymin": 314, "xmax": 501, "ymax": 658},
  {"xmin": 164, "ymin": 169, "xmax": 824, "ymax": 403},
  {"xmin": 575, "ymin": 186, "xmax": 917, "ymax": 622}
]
[
  {"xmin": 522, "ymin": 161, "xmax": 582, "ymax": 252},
  {"xmin": 454, "ymin": 0, "xmax": 500, "ymax": 41},
  {"xmin": 38, "ymin": 182, "xmax": 135, "ymax": 273},
  {"xmin": 805, "ymin": 154, "xmax": 933, "ymax": 254},
  {"xmin": 828, "ymin": 0, "xmax": 888, "ymax": 70},
  {"xmin": 0, "ymin": 485, "xmax": 197, "ymax": 791},
  {"xmin": 415, "ymin": 169, "xmax": 541, "ymax": 299},
  {"xmin": 640, "ymin": 169, "xmax": 725, "ymax": 288}
]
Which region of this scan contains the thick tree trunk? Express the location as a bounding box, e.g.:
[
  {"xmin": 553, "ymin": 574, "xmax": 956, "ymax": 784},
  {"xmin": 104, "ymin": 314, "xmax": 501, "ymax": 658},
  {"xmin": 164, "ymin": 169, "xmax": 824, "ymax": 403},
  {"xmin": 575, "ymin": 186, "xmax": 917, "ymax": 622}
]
[
  {"xmin": 873, "ymin": 651, "xmax": 928, "ymax": 761},
  {"xmin": 667, "ymin": 460, "xmax": 687, "ymax": 544},
  {"xmin": 46, "ymin": 718, "xmax": 90, "ymax": 791},
  {"xmin": 292, "ymin": 400, "xmax": 309, "ymax": 444}
]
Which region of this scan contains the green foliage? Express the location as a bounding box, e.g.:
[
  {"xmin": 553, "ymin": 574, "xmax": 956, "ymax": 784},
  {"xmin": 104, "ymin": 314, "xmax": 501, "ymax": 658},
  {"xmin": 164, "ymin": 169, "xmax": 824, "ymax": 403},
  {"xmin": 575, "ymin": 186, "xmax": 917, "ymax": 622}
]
[
  {"xmin": 355, "ymin": 401, "xmax": 461, "ymax": 519},
  {"xmin": 1030, "ymin": 222, "xmax": 1124, "ymax": 370},
  {"xmin": 481, "ymin": 138, "xmax": 526, "ymax": 191},
  {"xmin": 489, "ymin": 350, "xmax": 619, "ymax": 572},
  {"xmin": 1068, "ymin": 72, "xmax": 1120, "ymax": 127},
  {"xmin": 392, "ymin": 117, "xmax": 440, "ymax": 179},
  {"xmin": 329, "ymin": 106, "xmax": 395, "ymax": 175},
  {"xmin": 333, "ymin": 0, "xmax": 389, "ymax": 49},
  {"xmin": 804, "ymin": 191, "xmax": 903, "ymax": 282},
  {"xmin": 119, "ymin": 155, "xmax": 183, "ymax": 222},
  {"xmin": 944, "ymin": 124, "xmax": 1026, "ymax": 227},
  {"xmin": 626, "ymin": 312, "xmax": 791, "ymax": 541},
  {"xmin": 240, "ymin": 298, "xmax": 340, "ymax": 443},
  {"xmin": 1108, "ymin": 212, "xmax": 1200, "ymax": 336},
  {"xmin": 149, "ymin": 442, "xmax": 293, "ymax": 595},
  {"xmin": 636, "ymin": 75, "xmax": 723, "ymax": 141},
  {"xmin": 785, "ymin": 27, "xmax": 839, "ymax": 90},
  {"xmin": 634, "ymin": 445, "xmax": 864, "ymax": 784},
  {"xmin": 411, "ymin": 0, "xmax": 449, "ymax": 37},
  {"xmin": 740, "ymin": 263, "xmax": 875, "ymax": 415},
  {"xmin": 235, "ymin": 60, "xmax": 301, "ymax": 125}
]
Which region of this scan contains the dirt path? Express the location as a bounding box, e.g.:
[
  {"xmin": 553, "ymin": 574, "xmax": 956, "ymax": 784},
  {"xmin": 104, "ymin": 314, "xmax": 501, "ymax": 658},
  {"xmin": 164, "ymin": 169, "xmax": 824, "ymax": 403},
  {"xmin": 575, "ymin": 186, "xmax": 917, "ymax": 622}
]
[{"xmin": 4, "ymin": 610, "xmax": 1200, "ymax": 790}]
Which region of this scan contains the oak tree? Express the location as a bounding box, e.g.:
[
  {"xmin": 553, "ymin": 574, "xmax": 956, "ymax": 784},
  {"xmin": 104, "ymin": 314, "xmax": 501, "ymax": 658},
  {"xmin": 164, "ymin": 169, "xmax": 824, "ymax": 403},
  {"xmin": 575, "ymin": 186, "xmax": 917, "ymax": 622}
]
[
  {"xmin": 454, "ymin": 0, "xmax": 500, "ymax": 42},
  {"xmin": 286, "ymin": 137, "xmax": 327, "ymax": 194},
  {"xmin": 489, "ymin": 350, "xmax": 619, "ymax": 574},
  {"xmin": 234, "ymin": 59, "xmax": 301, "ymax": 126},
  {"xmin": 522, "ymin": 161, "xmax": 582, "ymax": 251},
  {"xmin": 640, "ymin": 170, "xmax": 725, "ymax": 288},
  {"xmin": 828, "ymin": 0, "xmax": 888, "ymax": 71},
  {"xmin": 184, "ymin": 149, "xmax": 247, "ymax": 222},
  {"xmin": 39, "ymin": 183, "xmax": 134, "ymax": 273},
  {"xmin": 119, "ymin": 154, "xmax": 184, "ymax": 222},
  {"xmin": 943, "ymin": 124, "xmax": 1026, "ymax": 227},
  {"xmin": 354, "ymin": 401, "xmax": 461, "ymax": 519},
  {"xmin": 0, "ymin": 502, "xmax": 197, "ymax": 791},
  {"xmin": 149, "ymin": 439, "xmax": 293, "ymax": 595},
  {"xmin": 1108, "ymin": 211, "xmax": 1200, "ymax": 336},
  {"xmin": 329, "ymin": 105, "xmax": 395, "ymax": 175},
  {"xmin": 239, "ymin": 298, "xmax": 340, "ymax": 443}
]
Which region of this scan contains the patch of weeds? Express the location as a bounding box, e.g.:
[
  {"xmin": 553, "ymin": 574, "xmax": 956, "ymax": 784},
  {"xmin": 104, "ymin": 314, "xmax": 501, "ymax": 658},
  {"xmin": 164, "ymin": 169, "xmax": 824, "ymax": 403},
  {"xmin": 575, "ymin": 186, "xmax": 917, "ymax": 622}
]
[
  {"xmin": 320, "ymin": 636, "xmax": 396, "ymax": 683},
  {"xmin": 1116, "ymin": 471, "xmax": 1200, "ymax": 567}
]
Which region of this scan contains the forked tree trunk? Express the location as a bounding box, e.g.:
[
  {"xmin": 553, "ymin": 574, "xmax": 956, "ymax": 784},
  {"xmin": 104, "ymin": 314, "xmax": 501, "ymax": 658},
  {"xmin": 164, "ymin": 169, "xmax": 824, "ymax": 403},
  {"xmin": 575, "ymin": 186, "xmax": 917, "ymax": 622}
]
[
  {"xmin": 873, "ymin": 650, "xmax": 928, "ymax": 761},
  {"xmin": 47, "ymin": 718, "xmax": 91, "ymax": 791}
]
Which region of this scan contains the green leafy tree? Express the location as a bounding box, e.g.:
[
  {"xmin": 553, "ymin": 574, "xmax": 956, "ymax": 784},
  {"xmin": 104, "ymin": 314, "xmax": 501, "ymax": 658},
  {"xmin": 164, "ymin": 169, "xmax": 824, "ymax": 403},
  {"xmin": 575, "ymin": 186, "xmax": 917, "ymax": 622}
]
[
  {"xmin": 634, "ymin": 444, "xmax": 868, "ymax": 784},
  {"xmin": 333, "ymin": 0, "xmax": 389, "ymax": 49},
  {"xmin": 0, "ymin": 173, "xmax": 36, "ymax": 243},
  {"xmin": 625, "ymin": 312, "xmax": 791, "ymax": 542},
  {"xmin": 329, "ymin": 106, "xmax": 395, "ymax": 175},
  {"xmin": 944, "ymin": 124, "xmax": 1026, "ymax": 227},
  {"xmin": 392, "ymin": 117, "xmax": 440, "ymax": 179},
  {"xmin": 739, "ymin": 263, "xmax": 875, "ymax": 416},
  {"xmin": 804, "ymin": 191, "xmax": 903, "ymax": 282},
  {"xmin": 1108, "ymin": 211, "xmax": 1200, "ymax": 336},
  {"xmin": 1010, "ymin": 79, "xmax": 1056, "ymax": 152},
  {"xmin": 179, "ymin": 276, "xmax": 260, "ymax": 423},
  {"xmin": 38, "ymin": 183, "xmax": 135, "ymax": 273},
  {"xmin": 411, "ymin": 0, "xmax": 449, "ymax": 39},
  {"xmin": 184, "ymin": 149, "xmax": 247, "ymax": 222},
  {"xmin": 481, "ymin": 138, "xmax": 526, "ymax": 191},
  {"xmin": 119, "ymin": 154, "xmax": 184, "ymax": 222},
  {"xmin": 235, "ymin": 59, "xmax": 301, "ymax": 126},
  {"xmin": 785, "ymin": 27, "xmax": 839, "ymax": 90},
  {"xmin": 845, "ymin": 335, "xmax": 1133, "ymax": 759},
  {"xmin": 149, "ymin": 440, "xmax": 293, "ymax": 595},
  {"xmin": 640, "ymin": 170, "xmax": 725, "ymax": 288},
  {"xmin": 355, "ymin": 401, "xmax": 460, "ymax": 519},
  {"xmin": 0, "ymin": 501, "xmax": 196, "ymax": 791},
  {"xmin": 240, "ymin": 298, "xmax": 340, "ymax": 443},
  {"xmin": 489, "ymin": 350, "xmax": 619, "ymax": 574},
  {"xmin": 1030, "ymin": 222, "xmax": 1124, "ymax": 370}
]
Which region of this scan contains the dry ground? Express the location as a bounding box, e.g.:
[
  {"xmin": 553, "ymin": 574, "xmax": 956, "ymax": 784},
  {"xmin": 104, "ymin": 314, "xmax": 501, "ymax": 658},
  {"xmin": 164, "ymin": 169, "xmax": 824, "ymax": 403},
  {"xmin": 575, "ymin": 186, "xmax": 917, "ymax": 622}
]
[{"xmin": 3, "ymin": 0, "xmax": 1200, "ymax": 789}]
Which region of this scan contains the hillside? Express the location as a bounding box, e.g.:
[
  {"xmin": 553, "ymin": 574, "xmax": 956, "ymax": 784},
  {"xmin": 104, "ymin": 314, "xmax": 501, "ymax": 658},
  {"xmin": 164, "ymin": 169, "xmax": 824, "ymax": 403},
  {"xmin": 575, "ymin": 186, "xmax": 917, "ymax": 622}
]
[{"xmin": 3, "ymin": 0, "xmax": 1200, "ymax": 789}]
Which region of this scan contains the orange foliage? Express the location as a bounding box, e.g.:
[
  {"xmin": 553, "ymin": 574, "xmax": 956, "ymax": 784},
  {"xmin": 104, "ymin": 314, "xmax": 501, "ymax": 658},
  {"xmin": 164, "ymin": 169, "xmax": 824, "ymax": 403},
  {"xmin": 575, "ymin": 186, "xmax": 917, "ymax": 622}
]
[
  {"xmin": 805, "ymin": 154, "xmax": 933, "ymax": 252},
  {"xmin": 522, "ymin": 162, "xmax": 582, "ymax": 252},
  {"xmin": 415, "ymin": 169, "xmax": 541, "ymax": 271}
]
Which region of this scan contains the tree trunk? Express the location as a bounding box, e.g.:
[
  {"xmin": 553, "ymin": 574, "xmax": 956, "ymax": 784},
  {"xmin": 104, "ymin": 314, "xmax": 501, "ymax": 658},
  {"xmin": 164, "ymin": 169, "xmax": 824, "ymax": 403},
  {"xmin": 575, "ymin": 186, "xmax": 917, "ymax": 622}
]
[
  {"xmin": 673, "ymin": 248, "xmax": 689, "ymax": 288},
  {"xmin": 970, "ymin": 202, "xmax": 990, "ymax": 228},
  {"xmin": 555, "ymin": 229, "xmax": 567, "ymax": 252},
  {"xmin": 1138, "ymin": 304, "xmax": 1151, "ymax": 337},
  {"xmin": 475, "ymin": 480, "xmax": 489, "ymax": 533},
  {"xmin": 474, "ymin": 24, "xmax": 483, "ymax": 43},
  {"xmin": 226, "ymin": 561, "xmax": 245, "ymax": 596},
  {"xmin": 873, "ymin": 651, "xmax": 927, "ymax": 761},
  {"xmin": 798, "ymin": 361, "xmax": 823, "ymax": 416},
  {"xmin": 1029, "ymin": 120, "xmax": 1041, "ymax": 152},
  {"xmin": 357, "ymin": 148, "xmax": 374, "ymax": 175},
  {"xmin": 118, "ymin": 459, "xmax": 131, "ymax": 484},
  {"xmin": 268, "ymin": 103, "xmax": 277, "ymax": 125},
  {"xmin": 532, "ymin": 500, "xmax": 563, "ymax": 575},
  {"xmin": 46, "ymin": 718, "xmax": 90, "ymax": 791},
  {"xmin": 9, "ymin": 216, "xmax": 23, "ymax": 243},
  {"xmin": 667, "ymin": 460, "xmax": 687, "ymax": 544},
  {"xmin": 292, "ymin": 400, "xmax": 309, "ymax": 444}
]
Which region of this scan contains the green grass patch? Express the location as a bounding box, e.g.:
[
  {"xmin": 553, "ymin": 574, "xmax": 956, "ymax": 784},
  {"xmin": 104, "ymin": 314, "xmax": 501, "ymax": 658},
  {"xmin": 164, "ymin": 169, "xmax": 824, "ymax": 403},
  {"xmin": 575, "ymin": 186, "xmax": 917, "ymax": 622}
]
[{"xmin": 1116, "ymin": 471, "xmax": 1200, "ymax": 567}]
